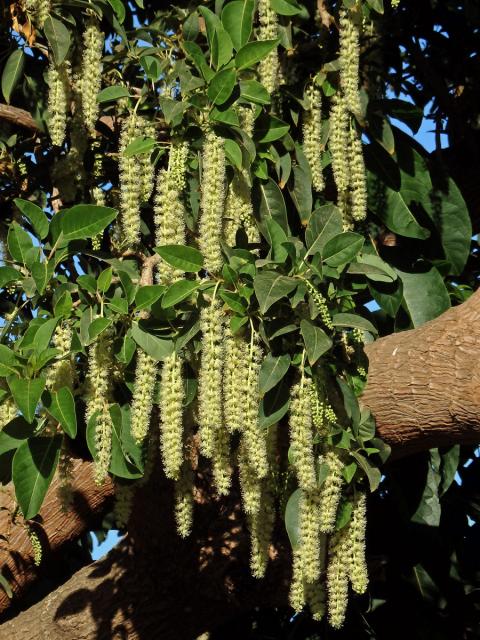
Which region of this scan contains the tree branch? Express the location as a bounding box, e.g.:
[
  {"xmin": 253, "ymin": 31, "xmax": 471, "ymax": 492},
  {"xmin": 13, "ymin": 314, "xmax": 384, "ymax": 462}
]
[{"xmin": 0, "ymin": 104, "xmax": 38, "ymax": 132}]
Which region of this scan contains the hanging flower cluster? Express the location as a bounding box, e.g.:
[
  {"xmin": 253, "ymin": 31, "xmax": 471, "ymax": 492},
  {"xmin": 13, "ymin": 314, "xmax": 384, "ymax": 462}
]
[
  {"xmin": 257, "ymin": 0, "xmax": 279, "ymax": 94},
  {"xmin": 80, "ymin": 20, "xmax": 104, "ymax": 134},
  {"xmin": 47, "ymin": 61, "xmax": 71, "ymax": 147}
]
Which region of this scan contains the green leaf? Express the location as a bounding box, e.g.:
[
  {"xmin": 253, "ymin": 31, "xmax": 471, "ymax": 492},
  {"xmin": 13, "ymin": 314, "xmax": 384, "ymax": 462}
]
[
  {"xmin": 322, "ymin": 232, "xmax": 365, "ymax": 267},
  {"xmin": 198, "ymin": 6, "xmax": 222, "ymax": 48},
  {"xmin": 369, "ymin": 280, "xmax": 403, "ymax": 318},
  {"xmin": 8, "ymin": 377, "xmax": 45, "ymax": 423},
  {"xmin": 14, "ymin": 199, "xmax": 49, "ymax": 239},
  {"xmin": 306, "ymin": 205, "xmax": 343, "ymax": 255},
  {"xmin": 33, "ymin": 318, "xmax": 58, "ymax": 355},
  {"xmin": 0, "ymin": 573, "xmax": 12, "ymax": 599},
  {"xmin": 155, "ymin": 245, "xmax": 204, "ymax": 273},
  {"xmin": 348, "ymin": 254, "xmax": 397, "ymax": 283},
  {"xmin": 97, "ymin": 85, "xmax": 130, "ymax": 103},
  {"xmin": 54, "ymin": 290, "xmax": 73, "ymax": 317},
  {"xmin": 43, "ymin": 17, "xmax": 71, "ymax": 65},
  {"xmin": 259, "ymin": 380, "xmax": 290, "ymax": 428},
  {"xmin": 271, "ymin": 0, "xmax": 302, "ymax": 15},
  {"xmin": 13, "ymin": 436, "xmax": 62, "ymax": 519},
  {"xmin": 183, "ymin": 41, "xmax": 212, "ymax": 80},
  {"xmin": 254, "ymin": 272, "xmax": 297, "ymax": 314},
  {"xmin": 331, "ymin": 313, "xmax": 378, "ymax": 335},
  {"xmin": 350, "ymin": 451, "xmax": 382, "ymax": 492},
  {"xmin": 411, "ymin": 450, "xmax": 441, "ymax": 526},
  {"xmin": 367, "ymin": 0, "xmax": 384, "ymax": 14},
  {"xmin": 131, "ymin": 323, "xmax": 174, "ymax": 361},
  {"xmin": 123, "ymin": 136, "xmax": 156, "ymax": 157},
  {"xmin": 239, "ymin": 79, "xmax": 270, "ymax": 105},
  {"xmin": 207, "ymin": 68, "xmax": 236, "ymax": 105},
  {"xmin": 211, "ymin": 26, "xmax": 234, "ymax": 68},
  {"xmin": 259, "ymin": 354, "xmax": 291, "ymax": 395},
  {"xmin": 162, "ymin": 280, "xmax": 199, "ymax": 308},
  {"xmin": 0, "ymin": 345, "xmax": 19, "ymax": 377},
  {"xmin": 300, "ymin": 319, "xmax": 333, "ymax": 365},
  {"xmin": 235, "ymin": 39, "xmax": 279, "ymax": 70},
  {"xmin": 255, "ymin": 115, "xmax": 290, "ymax": 143},
  {"xmin": 46, "ymin": 387, "xmax": 77, "ymax": 438},
  {"xmin": 97, "ymin": 267, "xmax": 113, "ymax": 293},
  {"xmin": 0, "ymin": 417, "xmax": 36, "ymax": 456},
  {"xmin": 61, "ymin": 205, "xmax": 118, "ymax": 240},
  {"xmin": 221, "ymin": 0, "xmax": 254, "ymax": 50},
  {"xmin": 108, "ymin": 405, "xmax": 143, "ymax": 479},
  {"xmin": 218, "ymin": 290, "xmax": 246, "ymax": 314},
  {"xmin": 335, "ymin": 500, "xmax": 354, "ymax": 530},
  {"xmin": 88, "ymin": 317, "xmax": 112, "ymax": 342},
  {"xmin": 107, "ymin": 0, "xmax": 126, "ymax": 23},
  {"xmin": 224, "ymin": 138, "xmax": 243, "ymax": 169},
  {"xmin": 1, "ymin": 49, "xmax": 25, "ymax": 103},
  {"xmin": 254, "ymin": 178, "xmax": 289, "ymax": 234},
  {"xmin": 285, "ymin": 488, "xmax": 301, "ymax": 549},
  {"xmin": 31, "ymin": 261, "xmax": 50, "ymax": 295},
  {"xmin": 141, "ymin": 55, "xmax": 162, "ymax": 80},
  {"xmin": 116, "ymin": 335, "xmax": 136, "ymax": 364},
  {"xmin": 288, "ymin": 163, "xmax": 312, "ymax": 224},
  {"xmin": 209, "ymin": 105, "xmax": 240, "ymax": 126},
  {"xmin": 0, "ymin": 266, "xmax": 20, "ymax": 289},
  {"xmin": 135, "ymin": 285, "xmax": 165, "ymax": 310},
  {"xmin": 7, "ymin": 222, "xmax": 33, "ymax": 264},
  {"xmin": 397, "ymin": 266, "xmax": 450, "ymax": 327},
  {"xmin": 440, "ymin": 444, "xmax": 460, "ymax": 496}
]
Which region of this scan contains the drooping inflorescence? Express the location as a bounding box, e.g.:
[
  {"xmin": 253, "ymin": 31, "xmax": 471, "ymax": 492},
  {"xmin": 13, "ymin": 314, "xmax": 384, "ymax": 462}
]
[
  {"xmin": 303, "ymin": 84, "xmax": 325, "ymax": 192},
  {"xmin": 46, "ymin": 322, "xmax": 74, "ymax": 391},
  {"xmin": 257, "ymin": 0, "xmax": 279, "ymax": 94},
  {"xmin": 85, "ymin": 332, "xmax": 114, "ymax": 484},
  {"xmin": 289, "ymin": 374, "xmax": 317, "ymax": 492},
  {"xmin": 155, "ymin": 142, "xmax": 189, "ymax": 283},
  {"xmin": 119, "ymin": 114, "xmax": 156, "ymax": 248},
  {"xmin": 159, "ymin": 352, "xmax": 184, "ymax": 480},
  {"xmin": 130, "ymin": 349, "xmax": 158, "ymax": 444},
  {"xmin": 47, "ymin": 61, "xmax": 71, "ymax": 147},
  {"xmin": 327, "ymin": 527, "xmax": 351, "ymax": 629},
  {"xmin": 318, "ymin": 450, "xmax": 345, "ymax": 533},
  {"xmin": 199, "ymin": 130, "xmax": 225, "ymax": 274},
  {"xmin": 348, "ymin": 491, "xmax": 368, "ymax": 594},
  {"xmin": 339, "ymin": 9, "xmax": 362, "ymax": 117},
  {"xmin": 80, "ymin": 20, "xmax": 104, "ymax": 134}
]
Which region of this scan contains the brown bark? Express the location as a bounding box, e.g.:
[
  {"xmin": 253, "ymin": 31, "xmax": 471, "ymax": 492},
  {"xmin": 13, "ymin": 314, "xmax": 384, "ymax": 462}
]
[
  {"xmin": 0, "ymin": 460, "xmax": 114, "ymax": 615},
  {"xmin": 0, "ymin": 104, "xmax": 38, "ymax": 132},
  {"xmin": 363, "ymin": 288, "xmax": 480, "ymax": 455},
  {"xmin": 2, "ymin": 290, "xmax": 480, "ymax": 637}
]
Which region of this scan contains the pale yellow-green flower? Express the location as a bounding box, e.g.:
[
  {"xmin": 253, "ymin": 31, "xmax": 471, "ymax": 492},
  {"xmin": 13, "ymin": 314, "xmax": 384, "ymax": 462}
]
[
  {"xmin": 298, "ymin": 489, "xmax": 322, "ymax": 583},
  {"xmin": 25, "ymin": 0, "xmax": 50, "ymax": 27},
  {"xmin": 47, "ymin": 61, "xmax": 71, "ymax": 147},
  {"xmin": 199, "ymin": 130, "xmax": 225, "ymax": 274},
  {"xmin": 27, "ymin": 528, "xmax": 43, "ymax": 566},
  {"xmin": 329, "ymin": 93, "xmax": 350, "ymax": 220},
  {"xmin": 306, "ymin": 580, "xmax": 327, "ymax": 622},
  {"xmin": 339, "ymin": 8, "xmax": 362, "ymax": 117},
  {"xmin": 80, "ymin": 21, "xmax": 104, "ymax": 133},
  {"xmin": 46, "ymin": 322, "xmax": 74, "ymax": 391},
  {"xmin": 348, "ymin": 491, "xmax": 368, "ymax": 594},
  {"xmin": 348, "ymin": 123, "xmax": 367, "ymax": 222},
  {"xmin": 289, "ymin": 549, "xmax": 306, "ymax": 612},
  {"xmin": 257, "ymin": 0, "xmax": 279, "ymax": 94},
  {"xmin": 0, "ymin": 396, "xmax": 17, "ymax": 429},
  {"xmin": 289, "ymin": 376, "xmax": 317, "ymax": 492},
  {"xmin": 159, "ymin": 352, "xmax": 184, "ymax": 480},
  {"xmin": 319, "ymin": 450, "xmax": 345, "ymax": 533},
  {"xmin": 174, "ymin": 461, "xmax": 194, "ymax": 538},
  {"xmin": 242, "ymin": 340, "xmax": 268, "ymax": 479},
  {"xmin": 326, "ymin": 527, "xmax": 350, "ymax": 629},
  {"xmin": 303, "ymin": 84, "xmax": 325, "ymax": 192},
  {"xmin": 130, "ymin": 349, "xmax": 158, "ymax": 444},
  {"xmin": 223, "ymin": 327, "xmax": 246, "ymax": 434}
]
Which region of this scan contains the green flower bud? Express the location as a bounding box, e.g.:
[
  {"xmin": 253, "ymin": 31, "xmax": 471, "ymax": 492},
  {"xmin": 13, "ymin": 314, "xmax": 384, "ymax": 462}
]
[
  {"xmin": 289, "ymin": 376, "xmax": 317, "ymax": 492},
  {"xmin": 131, "ymin": 349, "xmax": 158, "ymax": 444},
  {"xmin": 80, "ymin": 21, "xmax": 104, "ymax": 133},
  {"xmin": 28, "ymin": 527, "xmax": 43, "ymax": 566},
  {"xmin": 159, "ymin": 352, "xmax": 184, "ymax": 480},
  {"xmin": 303, "ymin": 84, "xmax": 325, "ymax": 192},
  {"xmin": 305, "ymin": 280, "xmax": 333, "ymax": 330},
  {"xmin": 47, "ymin": 61, "xmax": 71, "ymax": 147},
  {"xmin": 199, "ymin": 130, "xmax": 225, "ymax": 274}
]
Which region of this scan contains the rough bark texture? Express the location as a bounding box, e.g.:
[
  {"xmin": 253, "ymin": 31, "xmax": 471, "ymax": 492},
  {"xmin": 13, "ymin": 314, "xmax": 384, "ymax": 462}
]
[
  {"xmin": 1, "ymin": 291, "xmax": 480, "ymax": 638},
  {"xmin": 0, "ymin": 460, "xmax": 113, "ymax": 615},
  {"xmin": 364, "ymin": 288, "xmax": 480, "ymax": 455}
]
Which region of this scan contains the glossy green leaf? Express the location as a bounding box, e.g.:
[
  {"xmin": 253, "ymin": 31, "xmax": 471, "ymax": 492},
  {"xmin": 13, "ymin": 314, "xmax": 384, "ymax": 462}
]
[
  {"xmin": 221, "ymin": 0, "xmax": 254, "ymax": 50},
  {"xmin": 12, "ymin": 436, "xmax": 62, "ymax": 519},
  {"xmin": 207, "ymin": 68, "xmax": 236, "ymax": 105},
  {"xmin": 31, "ymin": 261, "xmax": 50, "ymax": 295},
  {"xmin": 239, "ymin": 79, "xmax": 270, "ymax": 105},
  {"xmin": 155, "ymin": 246, "xmax": 204, "ymax": 274},
  {"xmin": 235, "ymin": 39, "xmax": 279, "ymax": 70},
  {"xmin": 131, "ymin": 322, "xmax": 174, "ymax": 360},
  {"xmin": 61, "ymin": 205, "xmax": 118, "ymax": 240},
  {"xmin": 97, "ymin": 267, "xmax": 113, "ymax": 293},
  {"xmin": 331, "ymin": 313, "xmax": 378, "ymax": 335},
  {"xmin": 254, "ymin": 271, "xmax": 297, "ymax": 313},
  {"xmin": 135, "ymin": 285, "xmax": 165, "ymax": 310},
  {"xmin": 254, "ymin": 178, "xmax": 289, "ymax": 234},
  {"xmin": 0, "ymin": 345, "xmax": 19, "ymax": 377},
  {"xmin": 46, "ymin": 387, "xmax": 77, "ymax": 438},
  {"xmin": 8, "ymin": 377, "xmax": 45, "ymax": 423},
  {"xmin": 411, "ymin": 450, "xmax": 441, "ymax": 526},
  {"xmin": 44, "ymin": 17, "xmax": 71, "ymax": 65},
  {"xmin": 123, "ymin": 136, "xmax": 156, "ymax": 157},
  {"xmin": 300, "ymin": 319, "xmax": 332, "ymax": 364},
  {"xmin": 224, "ymin": 138, "xmax": 243, "ymax": 169},
  {"xmin": 88, "ymin": 317, "xmax": 112, "ymax": 342},
  {"xmin": 259, "ymin": 353, "xmax": 291, "ymax": 395},
  {"xmin": 397, "ymin": 266, "xmax": 450, "ymax": 327},
  {"xmin": 322, "ymin": 232, "xmax": 364, "ymax": 267},
  {"xmin": 271, "ymin": 0, "xmax": 302, "ymax": 15},
  {"xmin": 0, "ymin": 417, "xmax": 35, "ymax": 456},
  {"xmin": 1, "ymin": 49, "xmax": 25, "ymax": 103},
  {"xmin": 97, "ymin": 85, "xmax": 130, "ymax": 103},
  {"xmin": 259, "ymin": 380, "xmax": 290, "ymax": 428},
  {"xmin": 306, "ymin": 205, "xmax": 343, "ymax": 255},
  {"xmin": 285, "ymin": 488, "xmax": 301, "ymax": 549},
  {"xmin": 211, "ymin": 26, "xmax": 234, "ymax": 68},
  {"xmin": 162, "ymin": 280, "xmax": 199, "ymax": 308},
  {"xmin": 255, "ymin": 115, "xmax": 290, "ymax": 143},
  {"xmin": 0, "ymin": 266, "xmax": 20, "ymax": 289},
  {"xmin": 14, "ymin": 199, "xmax": 49, "ymax": 239},
  {"xmin": 7, "ymin": 222, "xmax": 33, "ymax": 264}
]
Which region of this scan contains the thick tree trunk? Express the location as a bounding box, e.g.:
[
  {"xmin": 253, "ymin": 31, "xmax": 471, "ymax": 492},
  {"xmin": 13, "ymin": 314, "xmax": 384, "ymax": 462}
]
[{"xmin": 1, "ymin": 290, "xmax": 480, "ymax": 638}]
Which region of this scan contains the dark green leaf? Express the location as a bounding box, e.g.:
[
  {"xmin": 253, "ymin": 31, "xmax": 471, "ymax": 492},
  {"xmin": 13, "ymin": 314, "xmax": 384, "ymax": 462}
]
[
  {"xmin": 239, "ymin": 79, "xmax": 270, "ymax": 105},
  {"xmin": 211, "ymin": 26, "xmax": 234, "ymax": 68},
  {"xmin": 46, "ymin": 387, "xmax": 77, "ymax": 438},
  {"xmin": 255, "ymin": 115, "xmax": 290, "ymax": 143},
  {"xmin": 254, "ymin": 178, "xmax": 289, "ymax": 234},
  {"xmin": 135, "ymin": 285, "xmax": 165, "ymax": 310},
  {"xmin": 162, "ymin": 280, "xmax": 199, "ymax": 308},
  {"xmin": 0, "ymin": 345, "xmax": 19, "ymax": 377},
  {"xmin": 97, "ymin": 85, "xmax": 130, "ymax": 103},
  {"xmin": 7, "ymin": 222, "xmax": 33, "ymax": 264},
  {"xmin": 285, "ymin": 488, "xmax": 301, "ymax": 549},
  {"xmin": 44, "ymin": 17, "xmax": 71, "ymax": 65},
  {"xmin": 221, "ymin": 0, "xmax": 254, "ymax": 50},
  {"xmin": 259, "ymin": 354, "xmax": 291, "ymax": 395},
  {"xmin": 61, "ymin": 205, "xmax": 118, "ymax": 240},
  {"xmin": 7, "ymin": 377, "xmax": 45, "ymax": 423},
  {"xmin": 1, "ymin": 49, "xmax": 25, "ymax": 103},
  {"xmin": 271, "ymin": 0, "xmax": 302, "ymax": 15},
  {"xmin": 0, "ymin": 417, "xmax": 35, "ymax": 456},
  {"xmin": 235, "ymin": 40, "xmax": 279, "ymax": 70},
  {"xmin": 131, "ymin": 322, "xmax": 174, "ymax": 361},
  {"xmin": 207, "ymin": 68, "xmax": 236, "ymax": 105},
  {"xmin": 331, "ymin": 313, "xmax": 378, "ymax": 335},
  {"xmin": 31, "ymin": 261, "xmax": 50, "ymax": 295},
  {"xmin": 322, "ymin": 232, "xmax": 364, "ymax": 267},
  {"xmin": 300, "ymin": 319, "xmax": 332, "ymax": 365},
  {"xmin": 350, "ymin": 451, "xmax": 382, "ymax": 492},
  {"xmin": 155, "ymin": 245, "xmax": 204, "ymax": 272},
  {"xmin": 254, "ymin": 272, "xmax": 297, "ymax": 313},
  {"xmin": 88, "ymin": 317, "xmax": 112, "ymax": 342},
  {"xmin": 123, "ymin": 136, "xmax": 156, "ymax": 157},
  {"xmin": 306, "ymin": 205, "xmax": 344, "ymax": 255},
  {"xmin": 411, "ymin": 450, "xmax": 441, "ymax": 526},
  {"xmin": 397, "ymin": 266, "xmax": 450, "ymax": 327},
  {"xmin": 12, "ymin": 436, "xmax": 62, "ymax": 519},
  {"xmin": 0, "ymin": 266, "xmax": 20, "ymax": 289},
  {"xmin": 14, "ymin": 199, "xmax": 49, "ymax": 239}
]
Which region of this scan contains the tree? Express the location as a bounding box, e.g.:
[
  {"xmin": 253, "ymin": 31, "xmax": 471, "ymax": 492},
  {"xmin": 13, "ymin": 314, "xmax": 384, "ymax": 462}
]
[{"xmin": 0, "ymin": 0, "xmax": 478, "ymax": 637}]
